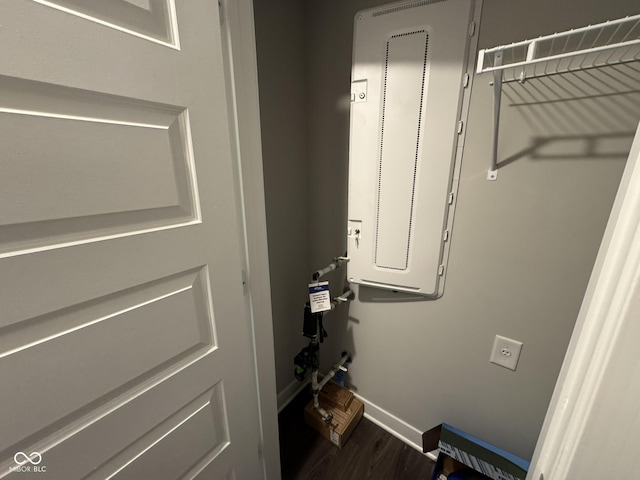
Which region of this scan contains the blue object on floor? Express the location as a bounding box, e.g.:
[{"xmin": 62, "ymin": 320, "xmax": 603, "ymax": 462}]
[{"xmin": 448, "ymin": 469, "xmax": 490, "ymax": 480}]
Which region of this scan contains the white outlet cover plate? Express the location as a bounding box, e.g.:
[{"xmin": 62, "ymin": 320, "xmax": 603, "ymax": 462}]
[{"xmin": 490, "ymin": 335, "xmax": 523, "ymax": 371}]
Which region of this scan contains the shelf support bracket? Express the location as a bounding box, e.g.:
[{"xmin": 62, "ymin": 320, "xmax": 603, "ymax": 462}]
[{"xmin": 488, "ymin": 50, "xmax": 503, "ymax": 181}]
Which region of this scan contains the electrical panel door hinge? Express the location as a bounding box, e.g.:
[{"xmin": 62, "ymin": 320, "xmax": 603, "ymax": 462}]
[
  {"xmin": 469, "ymin": 21, "xmax": 476, "ymax": 37},
  {"xmin": 448, "ymin": 192, "xmax": 455, "ymax": 205},
  {"xmin": 463, "ymin": 73, "xmax": 470, "ymax": 88},
  {"xmin": 457, "ymin": 120, "xmax": 464, "ymax": 134},
  {"xmin": 438, "ymin": 265, "xmax": 445, "ymax": 276},
  {"xmin": 443, "ymin": 230, "xmax": 450, "ymax": 242}
]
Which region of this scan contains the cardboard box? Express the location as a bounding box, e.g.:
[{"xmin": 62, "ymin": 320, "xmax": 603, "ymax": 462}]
[
  {"xmin": 304, "ymin": 396, "xmax": 364, "ymax": 449},
  {"xmin": 423, "ymin": 424, "xmax": 530, "ymax": 480},
  {"xmin": 318, "ymin": 381, "xmax": 354, "ymax": 412}
]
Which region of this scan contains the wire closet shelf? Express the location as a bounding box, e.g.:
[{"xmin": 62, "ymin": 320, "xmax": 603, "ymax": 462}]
[{"xmin": 476, "ymin": 13, "xmax": 640, "ymax": 179}]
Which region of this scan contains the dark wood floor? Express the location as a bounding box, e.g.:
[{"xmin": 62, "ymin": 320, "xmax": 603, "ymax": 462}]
[{"xmin": 278, "ymin": 387, "xmax": 434, "ymax": 480}]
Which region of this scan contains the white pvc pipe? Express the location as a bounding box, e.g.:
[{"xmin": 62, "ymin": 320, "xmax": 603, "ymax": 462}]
[
  {"xmin": 316, "ymin": 354, "xmax": 351, "ymax": 392},
  {"xmin": 334, "ymin": 289, "xmax": 354, "ymax": 304},
  {"xmin": 312, "ymin": 354, "xmax": 351, "ymax": 422},
  {"xmin": 312, "ymin": 256, "xmax": 350, "ymax": 281}
]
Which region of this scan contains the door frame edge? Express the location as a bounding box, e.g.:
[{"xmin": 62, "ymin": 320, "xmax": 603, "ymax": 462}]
[
  {"xmin": 219, "ymin": 1, "xmax": 281, "ymax": 479},
  {"xmin": 527, "ymin": 123, "xmax": 640, "ymax": 479}
]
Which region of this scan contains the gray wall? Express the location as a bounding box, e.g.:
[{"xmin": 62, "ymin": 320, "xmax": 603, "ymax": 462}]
[
  {"xmin": 253, "ymin": 0, "xmax": 310, "ymax": 395},
  {"xmin": 255, "ymin": 0, "xmax": 639, "ymax": 458}
]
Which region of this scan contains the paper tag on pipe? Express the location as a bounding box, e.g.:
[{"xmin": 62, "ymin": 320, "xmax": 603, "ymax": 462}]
[
  {"xmin": 309, "ymin": 281, "xmax": 331, "ymax": 313},
  {"xmin": 330, "ymin": 428, "xmax": 340, "ymax": 446}
]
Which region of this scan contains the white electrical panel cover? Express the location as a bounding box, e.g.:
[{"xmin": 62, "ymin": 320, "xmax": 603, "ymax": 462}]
[{"xmin": 347, "ymin": 0, "xmax": 479, "ymax": 297}]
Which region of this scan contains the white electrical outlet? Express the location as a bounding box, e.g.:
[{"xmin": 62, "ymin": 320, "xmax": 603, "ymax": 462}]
[{"xmin": 490, "ymin": 335, "xmax": 523, "ymax": 371}]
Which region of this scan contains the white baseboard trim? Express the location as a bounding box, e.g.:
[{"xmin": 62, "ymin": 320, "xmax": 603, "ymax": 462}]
[
  {"xmin": 353, "ymin": 392, "xmax": 427, "ymax": 455},
  {"xmin": 277, "ymin": 381, "xmax": 431, "ymax": 457},
  {"xmin": 277, "ymin": 378, "xmax": 310, "ymax": 413},
  {"xmin": 425, "ymin": 450, "xmax": 439, "ymax": 462}
]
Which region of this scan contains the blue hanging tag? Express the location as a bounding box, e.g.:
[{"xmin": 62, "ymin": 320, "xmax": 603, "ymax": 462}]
[{"xmin": 308, "ymin": 281, "xmax": 331, "ymax": 313}]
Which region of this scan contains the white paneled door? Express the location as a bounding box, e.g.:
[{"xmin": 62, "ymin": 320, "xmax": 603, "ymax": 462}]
[{"xmin": 0, "ymin": 1, "xmax": 263, "ymax": 479}]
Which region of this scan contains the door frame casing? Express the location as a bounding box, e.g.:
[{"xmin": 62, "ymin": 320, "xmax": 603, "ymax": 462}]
[
  {"xmin": 527, "ymin": 125, "xmax": 640, "ymax": 479},
  {"xmin": 219, "ymin": 1, "xmax": 281, "ymax": 478},
  {"xmin": 223, "ymin": 1, "xmax": 640, "ymax": 477}
]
